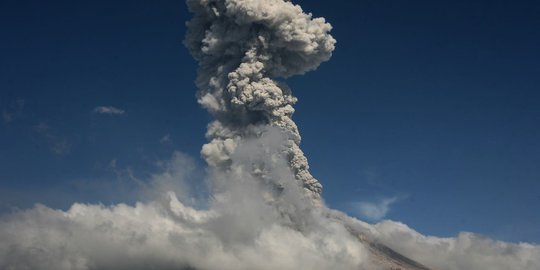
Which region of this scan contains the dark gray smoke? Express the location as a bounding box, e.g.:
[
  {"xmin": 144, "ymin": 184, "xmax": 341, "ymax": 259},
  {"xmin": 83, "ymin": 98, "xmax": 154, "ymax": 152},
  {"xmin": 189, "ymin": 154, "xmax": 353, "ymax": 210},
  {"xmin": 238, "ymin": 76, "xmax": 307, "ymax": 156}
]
[{"xmin": 184, "ymin": 0, "xmax": 336, "ymax": 202}]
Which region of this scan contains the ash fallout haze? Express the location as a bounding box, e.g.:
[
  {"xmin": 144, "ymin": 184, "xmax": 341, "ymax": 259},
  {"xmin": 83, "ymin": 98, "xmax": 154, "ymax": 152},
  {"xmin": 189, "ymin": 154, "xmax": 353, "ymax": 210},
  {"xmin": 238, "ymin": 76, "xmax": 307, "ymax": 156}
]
[{"xmin": 1, "ymin": 0, "xmax": 540, "ymax": 270}]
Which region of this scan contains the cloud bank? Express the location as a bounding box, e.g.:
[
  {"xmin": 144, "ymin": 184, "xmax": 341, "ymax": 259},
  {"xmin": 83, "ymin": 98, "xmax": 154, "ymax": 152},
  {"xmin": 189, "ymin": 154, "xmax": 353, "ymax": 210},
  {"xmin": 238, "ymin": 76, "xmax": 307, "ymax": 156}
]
[
  {"xmin": 0, "ymin": 132, "xmax": 372, "ymax": 270},
  {"xmin": 370, "ymin": 220, "xmax": 540, "ymax": 270},
  {"xmin": 1, "ymin": 146, "xmax": 539, "ymax": 270}
]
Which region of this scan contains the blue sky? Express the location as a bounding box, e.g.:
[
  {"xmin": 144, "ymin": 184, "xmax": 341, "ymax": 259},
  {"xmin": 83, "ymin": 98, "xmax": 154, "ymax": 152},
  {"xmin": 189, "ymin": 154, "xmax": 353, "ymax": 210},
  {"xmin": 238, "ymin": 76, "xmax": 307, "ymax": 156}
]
[{"xmin": 1, "ymin": 0, "xmax": 539, "ymax": 244}]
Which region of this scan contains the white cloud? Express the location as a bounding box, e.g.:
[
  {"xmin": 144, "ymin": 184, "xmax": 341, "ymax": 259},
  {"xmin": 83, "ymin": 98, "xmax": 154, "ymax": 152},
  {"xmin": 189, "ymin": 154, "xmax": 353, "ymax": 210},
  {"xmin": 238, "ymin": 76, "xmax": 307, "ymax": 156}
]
[
  {"xmin": 93, "ymin": 106, "xmax": 125, "ymax": 115},
  {"xmin": 1, "ymin": 147, "xmax": 539, "ymax": 270},
  {"xmin": 351, "ymin": 196, "xmax": 402, "ymax": 221},
  {"xmin": 0, "ymin": 145, "xmax": 373, "ymax": 270},
  {"xmin": 368, "ymin": 220, "xmax": 540, "ymax": 270}
]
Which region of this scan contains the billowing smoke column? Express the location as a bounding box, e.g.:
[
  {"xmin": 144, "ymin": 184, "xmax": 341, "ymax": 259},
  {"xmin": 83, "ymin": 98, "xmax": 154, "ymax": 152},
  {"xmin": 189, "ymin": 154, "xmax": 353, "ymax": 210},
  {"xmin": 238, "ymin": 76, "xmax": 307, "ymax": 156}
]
[{"xmin": 184, "ymin": 0, "xmax": 336, "ymax": 202}]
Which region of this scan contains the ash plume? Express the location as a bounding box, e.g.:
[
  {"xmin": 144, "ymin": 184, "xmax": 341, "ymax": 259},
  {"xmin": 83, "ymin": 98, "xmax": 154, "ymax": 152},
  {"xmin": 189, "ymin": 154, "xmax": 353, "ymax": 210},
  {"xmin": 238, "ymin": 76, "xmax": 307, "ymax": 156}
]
[{"xmin": 184, "ymin": 0, "xmax": 336, "ymax": 202}]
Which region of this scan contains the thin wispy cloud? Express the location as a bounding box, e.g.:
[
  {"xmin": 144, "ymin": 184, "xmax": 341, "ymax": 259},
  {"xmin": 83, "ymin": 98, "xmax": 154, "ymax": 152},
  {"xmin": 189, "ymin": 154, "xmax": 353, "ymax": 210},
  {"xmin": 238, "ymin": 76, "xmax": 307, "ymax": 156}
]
[
  {"xmin": 1, "ymin": 110, "xmax": 12, "ymax": 124},
  {"xmin": 160, "ymin": 134, "xmax": 172, "ymax": 144},
  {"xmin": 2, "ymin": 99, "xmax": 25, "ymax": 124},
  {"xmin": 33, "ymin": 122, "xmax": 71, "ymax": 156},
  {"xmin": 93, "ymin": 106, "xmax": 125, "ymax": 115},
  {"xmin": 351, "ymin": 195, "xmax": 405, "ymax": 221}
]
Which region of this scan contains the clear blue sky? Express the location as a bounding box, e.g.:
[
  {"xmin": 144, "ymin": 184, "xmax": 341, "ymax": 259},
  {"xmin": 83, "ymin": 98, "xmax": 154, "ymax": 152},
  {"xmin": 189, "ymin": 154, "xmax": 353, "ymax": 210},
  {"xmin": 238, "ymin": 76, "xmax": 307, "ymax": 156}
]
[{"xmin": 1, "ymin": 0, "xmax": 539, "ymax": 243}]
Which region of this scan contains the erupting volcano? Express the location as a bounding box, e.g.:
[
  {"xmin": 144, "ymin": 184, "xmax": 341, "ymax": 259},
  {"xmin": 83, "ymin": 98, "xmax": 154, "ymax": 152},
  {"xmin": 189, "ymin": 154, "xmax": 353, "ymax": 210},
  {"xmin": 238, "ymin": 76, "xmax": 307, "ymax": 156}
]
[{"xmin": 1, "ymin": 1, "xmax": 539, "ymax": 270}]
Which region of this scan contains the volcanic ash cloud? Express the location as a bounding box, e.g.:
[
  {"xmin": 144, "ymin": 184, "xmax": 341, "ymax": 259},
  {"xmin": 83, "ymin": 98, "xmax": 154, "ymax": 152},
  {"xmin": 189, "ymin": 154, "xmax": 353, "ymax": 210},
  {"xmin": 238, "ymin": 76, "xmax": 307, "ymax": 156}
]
[{"xmin": 184, "ymin": 0, "xmax": 336, "ymax": 202}]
